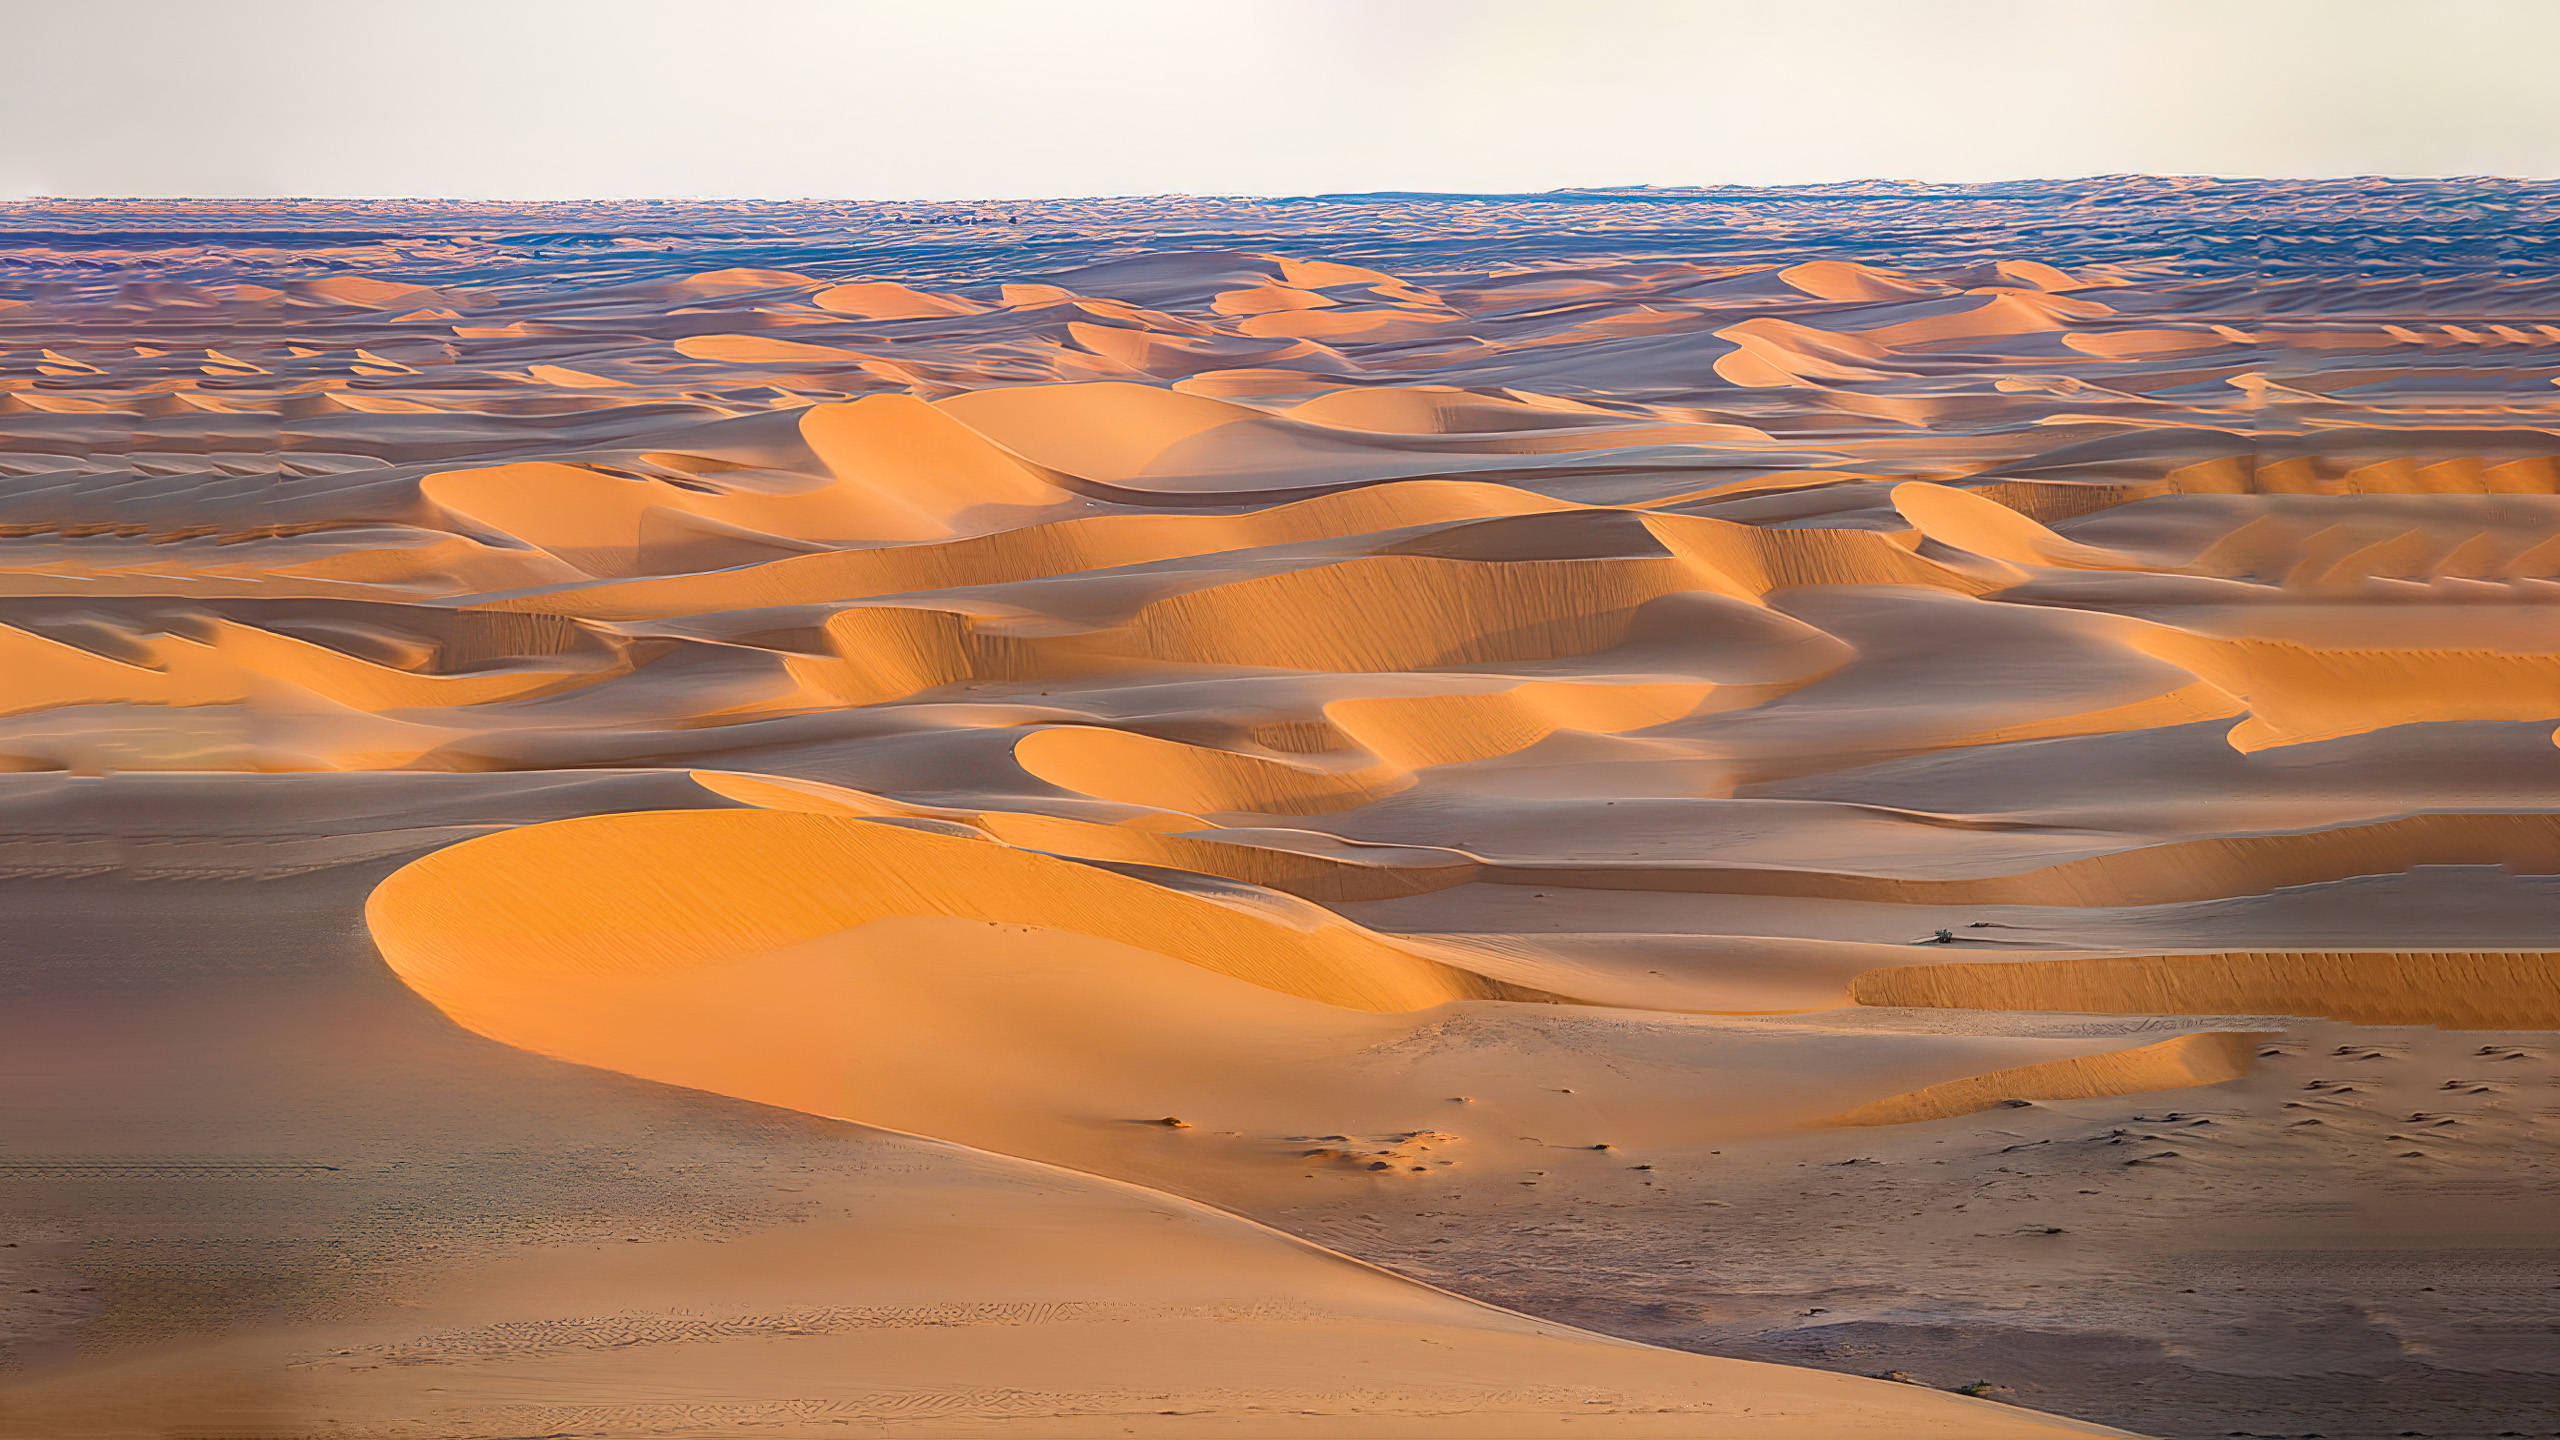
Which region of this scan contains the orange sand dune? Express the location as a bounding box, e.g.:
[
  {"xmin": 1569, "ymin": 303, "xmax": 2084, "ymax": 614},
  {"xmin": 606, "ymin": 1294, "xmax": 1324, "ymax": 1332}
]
[
  {"xmin": 2121, "ymin": 626, "xmax": 2560, "ymax": 750},
  {"xmin": 1778, "ymin": 259, "xmax": 1951, "ymax": 302},
  {"xmin": 935, "ymin": 380, "xmax": 1767, "ymax": 499},
  {"xmin": 1016, "ymin": 724, "xmax": 1412, "ymax": 814},
  {"xmin": 366, "ymin": 799, "xmax": 2262, "ymax": 1201},
  {"xmin": 1828, "ymin": 1032, "xmax": 2261, "ymax": 1125},
  {"xmin": 812, "ymin": 279, "xmax": 985, "ymax": 318},
  {"xmin": 472, "ymin": 477, "xmax": 1573, "ymax": 619}
]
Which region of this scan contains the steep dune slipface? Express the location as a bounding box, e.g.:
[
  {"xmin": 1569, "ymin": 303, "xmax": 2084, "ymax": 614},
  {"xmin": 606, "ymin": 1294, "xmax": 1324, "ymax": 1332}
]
[{"xmin": 11, "ymin": 184, "xmax": 2560, "ymax": 1439}]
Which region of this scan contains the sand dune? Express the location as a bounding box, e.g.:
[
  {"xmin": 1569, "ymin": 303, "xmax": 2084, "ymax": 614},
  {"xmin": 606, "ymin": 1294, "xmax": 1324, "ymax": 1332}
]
[
  {"xmin": 1854, "ymin": 949, "xmax": 2560, "ymax": 1028},
  {"xmin": 369, "ymin": 805, "xmax": 1525, "ymax": 1015},
  {"xmin": 813, "ymin": 279, "xmax": 985, "ymax": 318},
  {"xmin": 365, "ymin": 794, "xmax": 2267, "ymax": 1206},
  {"xmin": 1828, "ymin": 1031, "xmax": 2261, "ymax": 1126},
  {"xmin": 2121, "ymin": 626, "xmax": 2560, "ymax": 749},
  {"xmin": 1016, "ymin": 723, "xmax": 1412, "ymax": 814},
  {"xmin": 9, "ymin": 183, "xmax": 2560, "ymax": 1439},
  {"xmin": 474, "ymin": 476, "xmax": 1570, "ymax": 619}
]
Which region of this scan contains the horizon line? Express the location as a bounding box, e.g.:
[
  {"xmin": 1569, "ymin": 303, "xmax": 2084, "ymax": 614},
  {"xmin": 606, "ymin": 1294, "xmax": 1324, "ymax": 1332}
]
[{"xmin": 3, "ymin": 173, "xmax": 2550, "ymax": 208}]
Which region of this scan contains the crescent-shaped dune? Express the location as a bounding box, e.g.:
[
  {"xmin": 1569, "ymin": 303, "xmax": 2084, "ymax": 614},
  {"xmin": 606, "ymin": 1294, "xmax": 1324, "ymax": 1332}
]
[
  {"xmin": 1778, "ymin": 259, "xmax": 1949, "ymax": 302},
  {"xmin": 1015, "ymin": 724, "xmax": 1411, "ymax": 815},
  {"xmin": 363, "ymin": 794, "xmax": 2268, "ymax": 1204},
  {"xmin": 812, "ymin": 279, "xmax": 985, "ymax": 318},
  {"xmin": 367, "ymin": 806, "xmax": 1525, "ymax": 1015},
  {"xmin": 1324, "ymin": 679, "xmax": 1717, "ymax": 770}
]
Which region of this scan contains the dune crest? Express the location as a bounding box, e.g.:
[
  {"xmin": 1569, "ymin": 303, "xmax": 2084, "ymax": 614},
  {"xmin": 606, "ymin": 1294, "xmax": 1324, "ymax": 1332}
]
[{"xmin": 1829, "ymin": 1032, "xmax": 2261, "ymax": 1126}]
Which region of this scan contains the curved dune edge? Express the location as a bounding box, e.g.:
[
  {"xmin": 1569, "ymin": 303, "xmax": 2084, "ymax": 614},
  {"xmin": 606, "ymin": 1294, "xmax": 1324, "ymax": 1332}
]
[
  {"xmin": 353, "ymin": 819, "xmax": 2276, "ymax": 1281},
  {"xmin": 466, "ymin": 477, "xmax": 1576, "ymax": 620},
  {"xmin": 684, "ymin": 767, "xmax": 1479, "ymax": 902},
  {"xmin": 1490, "ymin": 810, "xmax": 2560, "ymax": 907},
  {"xmin": 666, "ymin": 784, "xmax": 2560, "ymax": 919},
  {"xmin": 461, "ymin": 471, "xmax": 2000, "ymax": 634},
  {"xmin": 687, "ymin": 767, "xmax": 928, "ymax": 817},
  {"xmin": 1016, "ymin": 679, "xmax": 1721, "ymax": 816},
  {"xmin": 420, "ymin": 396, "xmax": 1073, "ymax": 576},
  {"xmin": 1889, "ymin": 480, "xmax": 2135, "ymax": 572},
  {"xmin": 1638, "ymin": 509, "xmax": 1996, "ymax": 598},
  {"xmin": 368, "ymin": 794, "xmax": 2267, "ymax": 1146},
  {"xmin": 0, "ymin": 614, "xmax": 621, "ymax": 720},
  {"xmin": 1325, "ymin": 679, "xmax": 1716, "ymax": 770},
  {"xmin": 366, "ymin": 807, "xmax": 1540, "ymax": 1020},
  {"xmin": 2119, "ymin": 625, "xmax": 2560, "ymax": 752},
  {"xmin": 924, "ymin": 380, "xmax": 1766, "ymax": 499},
  {"xmin": 418, "ymin": 461, "xmax": 851, "ymax": 577},
  {"xmin": 1016, "ymin": 726, "xmax": 1409, "ymax": 816},
  {"xmin": 1828, "ymin": 1032, "xmax": 2259, "ymax": 1127},
  {"xmin": 772, "ymin": 554, "xmax": 1851, "ymax": 713},
  {"xmin": 1851, "ymin": 950, "xmax": 2560, "ymax": 1029},
  {"xmin": 988, "ymin": 813, "xmax": 1477, "ymax": 902}
]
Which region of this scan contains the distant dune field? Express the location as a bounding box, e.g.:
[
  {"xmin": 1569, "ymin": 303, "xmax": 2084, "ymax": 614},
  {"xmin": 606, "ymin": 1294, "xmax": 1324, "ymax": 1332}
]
[{"xmin": 4, "ymin": 184, "xmax": 2558, "ymax": 1440}]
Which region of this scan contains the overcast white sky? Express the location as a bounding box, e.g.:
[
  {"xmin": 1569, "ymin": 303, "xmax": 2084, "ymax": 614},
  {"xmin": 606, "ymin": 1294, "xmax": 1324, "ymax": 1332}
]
[{"xmin": 6, "ymin": 0, "xmax": 2556, "ymax": 199}]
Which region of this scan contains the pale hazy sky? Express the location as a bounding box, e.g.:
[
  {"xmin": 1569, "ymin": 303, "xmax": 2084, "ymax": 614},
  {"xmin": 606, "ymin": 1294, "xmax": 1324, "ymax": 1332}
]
[{"xmin": 7, "ymin": 0, "xmax": 2557, "ymax": 199}]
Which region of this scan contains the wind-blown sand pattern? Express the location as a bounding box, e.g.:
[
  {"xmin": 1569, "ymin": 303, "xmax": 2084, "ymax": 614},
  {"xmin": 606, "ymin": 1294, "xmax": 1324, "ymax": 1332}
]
[{"xmin": 6, "ymin": 182, "xmax": 2560, "ymax": 1438}]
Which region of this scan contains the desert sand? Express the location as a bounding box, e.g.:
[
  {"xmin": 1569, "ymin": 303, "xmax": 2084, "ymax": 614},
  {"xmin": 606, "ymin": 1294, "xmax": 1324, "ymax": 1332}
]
[{"xmin": 4, "ymin": 181, "xmax": 2557, "ymax": 1439}]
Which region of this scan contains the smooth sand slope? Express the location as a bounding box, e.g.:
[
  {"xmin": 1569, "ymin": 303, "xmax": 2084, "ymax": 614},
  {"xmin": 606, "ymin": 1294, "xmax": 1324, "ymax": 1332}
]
[{"xmin": 7, "ymin": 183, "xmax": 2560, "ymax": 1438}]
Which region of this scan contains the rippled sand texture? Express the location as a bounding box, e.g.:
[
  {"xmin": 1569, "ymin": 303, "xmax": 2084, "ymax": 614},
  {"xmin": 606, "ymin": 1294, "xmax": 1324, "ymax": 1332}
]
[{"xmin": 6, "ymin": 182, "xmax": 2559, "ymax": 1439}]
